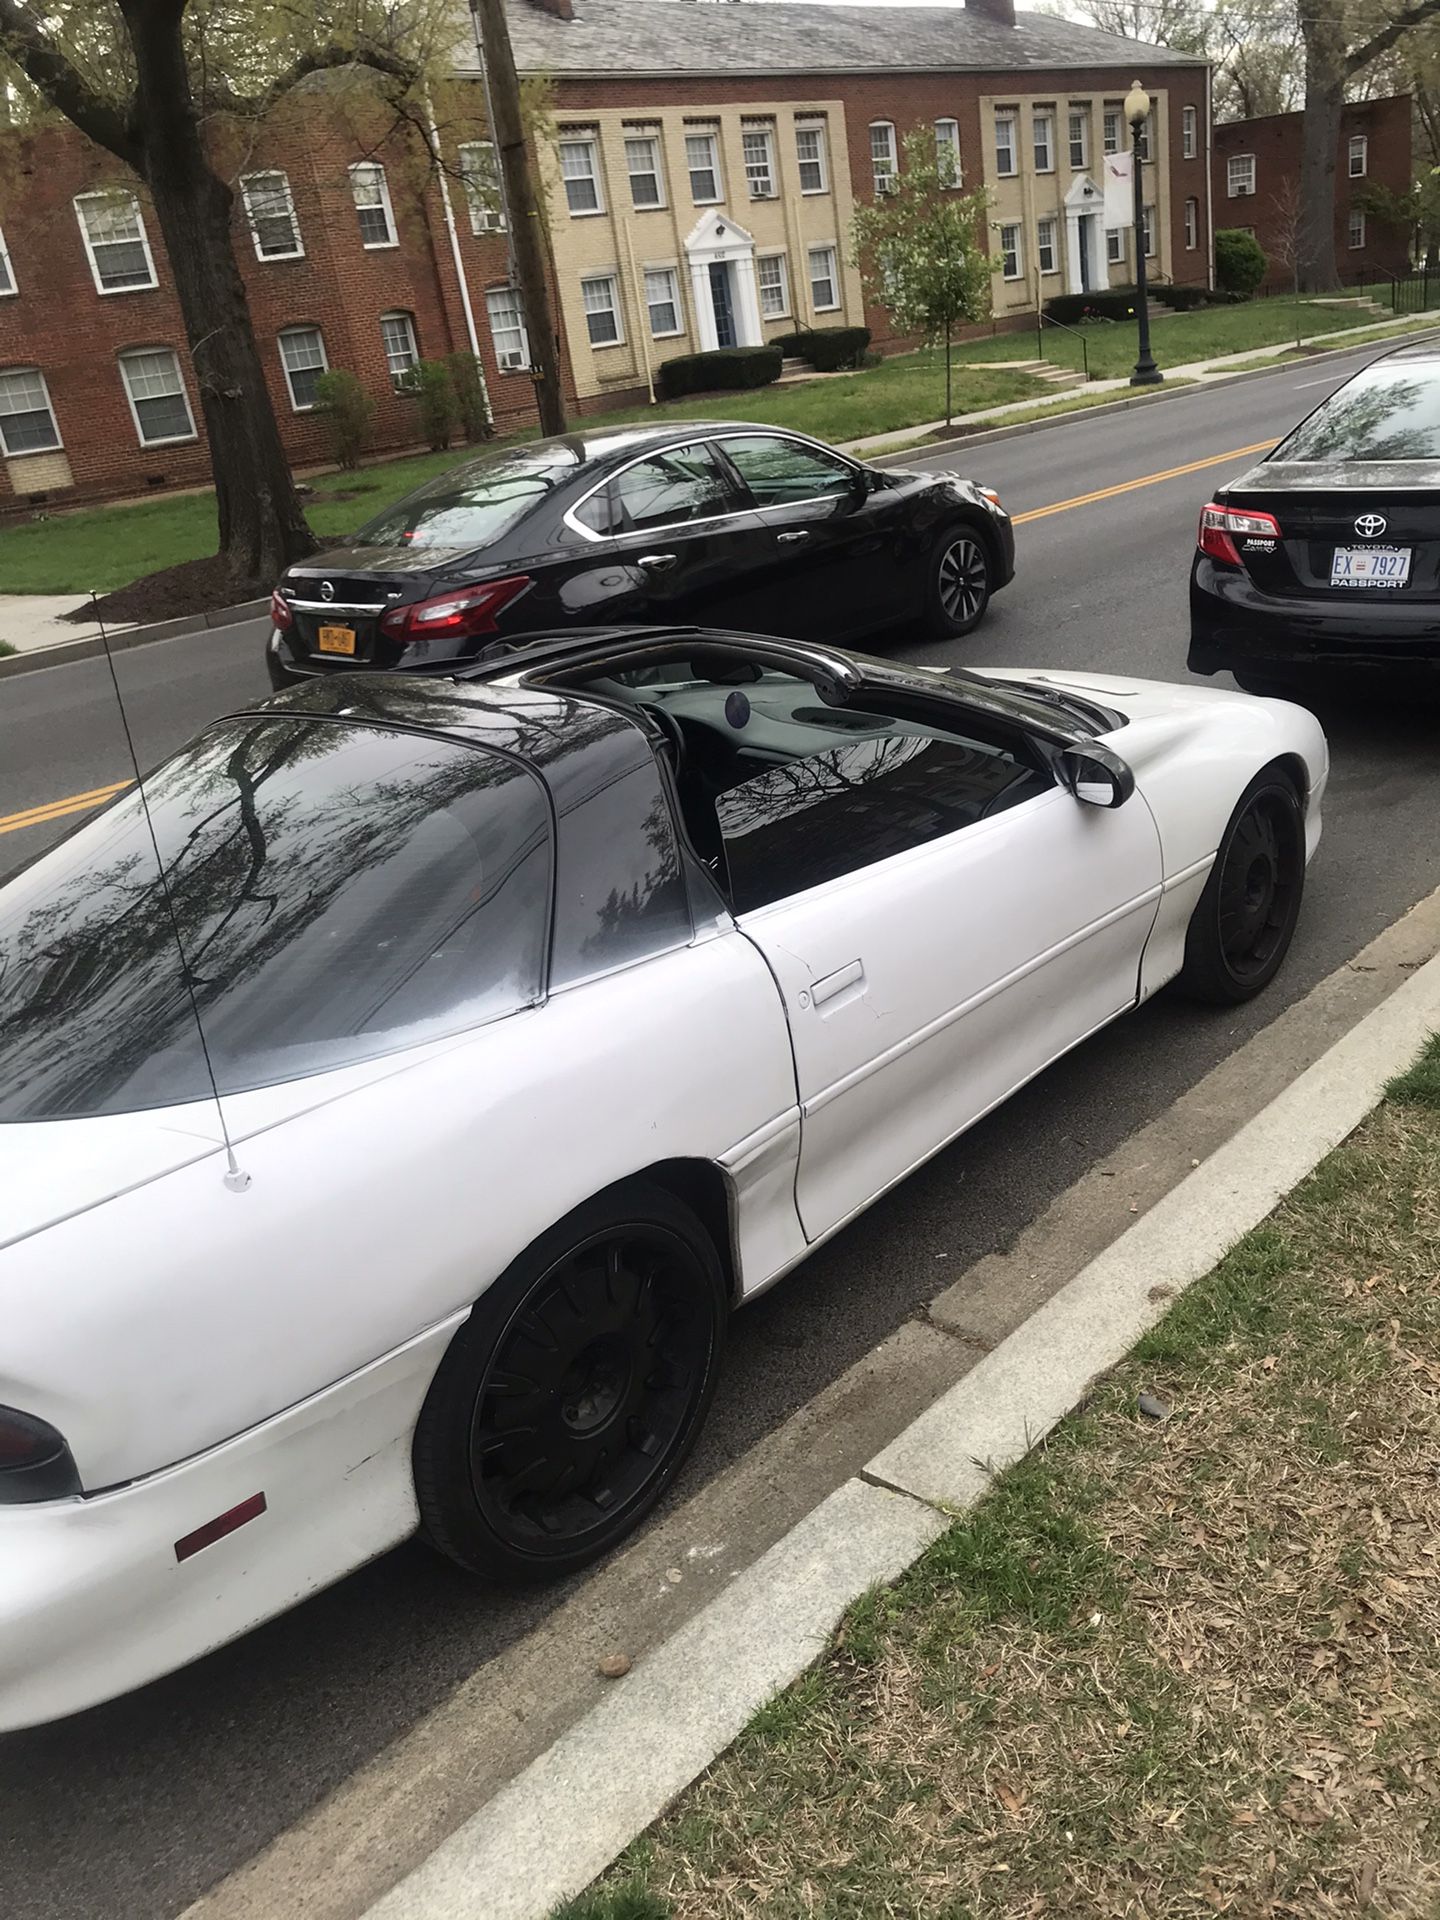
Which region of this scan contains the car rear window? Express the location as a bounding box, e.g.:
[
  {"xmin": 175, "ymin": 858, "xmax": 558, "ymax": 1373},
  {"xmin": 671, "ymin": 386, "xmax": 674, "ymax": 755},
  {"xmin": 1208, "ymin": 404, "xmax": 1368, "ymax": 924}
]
[
  {"xmin": 0, "ymin": 719, "xmax": 551, "ymax": 1120},
  {"xmin": 1273, "ymin": 363, "xmax": 1440, "ymax": 463},
  {"xmin": 353, "ymin": 445, "xmax": 579, "ymax": 551}
]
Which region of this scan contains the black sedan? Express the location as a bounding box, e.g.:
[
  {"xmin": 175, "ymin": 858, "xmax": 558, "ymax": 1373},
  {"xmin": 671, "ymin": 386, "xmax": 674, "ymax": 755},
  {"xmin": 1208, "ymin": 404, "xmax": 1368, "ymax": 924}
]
[
  {"xmin": 265, "ymin": 422, "xmax": 1014, "ymax": 688},
  {"xmin": 1189, "ymin": 341, "xmax": 1440, "ymax": 697}
]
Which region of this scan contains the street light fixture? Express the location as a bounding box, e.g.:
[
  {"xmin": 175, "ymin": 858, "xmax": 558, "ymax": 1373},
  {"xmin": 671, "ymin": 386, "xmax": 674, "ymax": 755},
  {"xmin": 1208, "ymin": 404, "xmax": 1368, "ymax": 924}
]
[{"xmin": 1125, "ymin": 78, "xmax": 1162, "ymax": 387}]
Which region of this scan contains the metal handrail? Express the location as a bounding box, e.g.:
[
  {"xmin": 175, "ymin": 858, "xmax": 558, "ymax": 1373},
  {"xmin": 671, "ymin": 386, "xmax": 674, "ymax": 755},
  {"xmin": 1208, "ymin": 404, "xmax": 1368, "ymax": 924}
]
[{"xmin": 1036, "ymin": 306, "xmax": 1092, "ymax": 382}]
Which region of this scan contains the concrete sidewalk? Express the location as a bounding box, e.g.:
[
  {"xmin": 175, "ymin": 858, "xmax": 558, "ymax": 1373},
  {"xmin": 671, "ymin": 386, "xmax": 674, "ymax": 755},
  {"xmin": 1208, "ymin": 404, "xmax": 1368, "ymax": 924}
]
[{"xmin": 0, "ymin": 594, "xmax": 126, "ymax": 657}]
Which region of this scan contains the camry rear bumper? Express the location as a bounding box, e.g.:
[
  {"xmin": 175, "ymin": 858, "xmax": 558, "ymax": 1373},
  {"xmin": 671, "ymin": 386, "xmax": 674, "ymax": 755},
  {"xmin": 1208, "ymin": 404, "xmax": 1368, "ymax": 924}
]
[
  {"xmin": 1189, "ymin": 561, "xmax": 1440, "ymax": 676},
  {"xmin": 0, "ymin": 1318, "xmax": 456, "ymax": 1732}
]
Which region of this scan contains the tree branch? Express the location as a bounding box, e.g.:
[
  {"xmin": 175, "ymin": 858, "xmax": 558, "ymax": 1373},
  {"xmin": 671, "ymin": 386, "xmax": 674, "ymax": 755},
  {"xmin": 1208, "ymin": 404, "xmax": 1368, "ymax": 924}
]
[
  {"xmin": 0, "ymin": 0, "xmax": 140, "ymax": 165},
  {"xmin": 215, "ymin": 41, "xmax": 418, "ymax": 119},
  {"xmin": 1347, "ymin": 0, "xmax": 1440, "ymax": 76}
]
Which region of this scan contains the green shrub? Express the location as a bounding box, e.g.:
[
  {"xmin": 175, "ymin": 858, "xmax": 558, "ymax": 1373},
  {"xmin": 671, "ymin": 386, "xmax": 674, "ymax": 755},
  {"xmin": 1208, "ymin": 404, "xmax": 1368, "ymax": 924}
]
[
  {"xmin": 770, "ymin": 330, "xmax": 807, "ymax": 359},
  {"xmin": 656, "ymin": 345, "xmax": 783, "ymax": 400},
  {"xmin": 1150, "ymin": 283, "xmax": 1215, "ymax": 311},
  {"xmin": 797, "ymin": 324, "xmax": 872, "ymax": 371},
  {"xmin": 1044, "ymin": 288, "xmax": 1139, "ymax": 325},
  {"xmin": 312, "ymin": 369, "xmax": 373, "ymax": 470},
  {"xmin": 410, "ymin": 359, "xmax": 457, "ymax": 449},
  {"xmin": 1214, "ymin": 228, "xmax": 1267, "ymax": 297},
  {"xmin": 445, "ymin": 352, "xmax": 492, "ymax": 442}
]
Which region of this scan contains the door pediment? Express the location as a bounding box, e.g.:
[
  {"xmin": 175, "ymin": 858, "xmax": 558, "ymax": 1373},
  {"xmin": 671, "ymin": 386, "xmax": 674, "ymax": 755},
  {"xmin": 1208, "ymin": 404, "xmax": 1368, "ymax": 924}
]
[{"xmin": 684, "ymin": 211, "xmax": 757, "ymax": 261}]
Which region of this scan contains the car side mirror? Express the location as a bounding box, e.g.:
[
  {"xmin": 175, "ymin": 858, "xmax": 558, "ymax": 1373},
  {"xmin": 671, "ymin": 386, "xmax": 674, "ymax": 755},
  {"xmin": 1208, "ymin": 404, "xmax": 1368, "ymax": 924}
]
[{"xmin": 1060, "ymin": 743, "xmax": 1135, "ymax": 809}]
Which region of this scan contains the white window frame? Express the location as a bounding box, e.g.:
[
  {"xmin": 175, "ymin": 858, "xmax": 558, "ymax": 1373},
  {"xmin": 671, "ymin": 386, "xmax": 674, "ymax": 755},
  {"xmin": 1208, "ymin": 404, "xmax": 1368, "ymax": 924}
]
[
  {"xmin": 625, "ymin": 132, "xmax": 666, "ymax": 210},
  {"xmin": 240, "ymin": 171, "xmax": 304, "ymax": 262},
  {"xmin": 934, "ymin": 118, "xmax": 962, "ymax": 186},
  {"xmin": 117, "ymin": 346, "xmax": 197, "ymax": 448},
  {"xmin": 1033, "ymin": 110, "xmax": 1055, "ymax": 174},
  {"xmin": 1036, "ymin": 217, "xmax": 1058, "ymax": 276},
  {"xmin": 74, "ymin": 190, "xmax": 158, "ymax": 296},
  {"xmin": 559, "ymin": 135, "xmax": 604, "ymax": 217},
  {"xmin": 757, "ymin": 250, "xmax": 791, "ymax": 319},
  {"xmin": 459, "ymin": 143, "xmax": 506, "ymax": 234},
  {"xmin": 0, "ymin": 366, "xmax": 62, "ymax": 456},
  {"xmin": 379, "ymin": 311, "xmax": 420, "ymax": 388},
  {"xmin": 1184, "ymin": 197, "xmax": 1198, "ymax": 250},
  {"xmin": 995, "ymin": 110, "xmax": 1017, "ymax": 178},
  {"xmin": 277, "ymin": 325, "xmax": 328, "ymax": 413},
  {"xmin": 685, "ymin": 130, "xmax": 722, "ymax": 205},
  {"xmin": 1068, "ymin": 108, "xmax": 1088, "ymax": 171},
  {"xmin": 743, "ymin": 125, "xmax": 778, "ymax": 200},
  {"xmin": 1142, "ymin": 202, "xmax": 1157, "ymax": 258},
  {"xmin": 1227, "ymin": 152, "xmax": 1256, "ymax": 198},
  {"xmin": 870, "ymin": 121, "xmax": 898, "ymax": 195},
  {"xmin": 0, "ymin": 225, "xmax": 14, "ymax": 297},
  {"xmin": 1103, "ymin": 107, "xmax": 1122, "ymax": 156},
  {"xmin": 1348, "ymin": 207, "xmax": 1366, "ymax": 250},
  {"xmin": 1107, "ymin": 225, "xmax": 1125, "ymax": 264},
  {"xmin": 580, "ymin": 272, "xmax": 624, "ymax": 348},
  {"xmin": 807, "ymin": 243, "xmax": 839, "ymax": 312},
  {"xmin": 796, "ymin": 121, "xmax": 829, "ymax": 195},
  {"xmin": 1182, "ymin": 105, "xmax": 1198, "ymax": 159},
  {"xmin": 644, "ymin": 266, "xmax": 683, "ymax": 339},
  {"xmin": 1349, "ymin": 134, "xmax": 1368, "ymax": 178},
  {"xmin": 999, "ymin": 222, "xmax": 1022, "ymax": 280},
  {"xmin": 349, "ymin": 162, "xmax": 398, "ymax": 249},
  {"xmin": 486, "ymin": 286, "xmax": 530, "ymax": 371}
]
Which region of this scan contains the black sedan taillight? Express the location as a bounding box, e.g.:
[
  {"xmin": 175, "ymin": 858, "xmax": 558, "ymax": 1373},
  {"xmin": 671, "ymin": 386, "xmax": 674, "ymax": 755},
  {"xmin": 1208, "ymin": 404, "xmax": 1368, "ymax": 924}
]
[{"xmin": 0, "ymin": 1405, "xmax": 82, "ymax": 1504}]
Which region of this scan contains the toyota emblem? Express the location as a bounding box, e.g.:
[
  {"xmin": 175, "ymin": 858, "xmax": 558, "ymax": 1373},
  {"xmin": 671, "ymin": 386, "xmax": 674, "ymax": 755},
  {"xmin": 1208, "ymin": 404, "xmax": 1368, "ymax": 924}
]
[
  {"xmin": 1355, "ymin": 513, "xmax": 1387, "ymax": 539},
  {"xmin": 320, "ymin": 580, "xmax": 335, "ymax": 602}
]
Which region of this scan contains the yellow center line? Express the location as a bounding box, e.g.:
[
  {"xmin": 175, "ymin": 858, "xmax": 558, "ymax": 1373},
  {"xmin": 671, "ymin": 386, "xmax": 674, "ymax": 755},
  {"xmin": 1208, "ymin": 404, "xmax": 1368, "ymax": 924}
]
[{"xmin": 0, "ymin": 779, "xmax": 132, "ymax": 835}]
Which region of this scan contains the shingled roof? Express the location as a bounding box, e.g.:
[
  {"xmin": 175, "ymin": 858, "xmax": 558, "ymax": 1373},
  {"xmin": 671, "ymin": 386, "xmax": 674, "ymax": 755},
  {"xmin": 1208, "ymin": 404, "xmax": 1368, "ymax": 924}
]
[{"xmin": 487, "ymin": 0, "xmax": 1204, "ymax": 79}]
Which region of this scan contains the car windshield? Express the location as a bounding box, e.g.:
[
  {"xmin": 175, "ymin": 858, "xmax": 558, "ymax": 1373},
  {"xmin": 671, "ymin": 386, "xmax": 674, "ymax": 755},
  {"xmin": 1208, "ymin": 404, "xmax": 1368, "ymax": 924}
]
[
  {"xmin": 1272, "ymin": 363, "xmax": 1440, "ymax": 463},
  {"xmin": 352, "ymin": 445, "xmax": 581, "ymax": 551},
  {"xmin": 0, "ymin": 719, "xmax": 551, "ymax": 1121}
]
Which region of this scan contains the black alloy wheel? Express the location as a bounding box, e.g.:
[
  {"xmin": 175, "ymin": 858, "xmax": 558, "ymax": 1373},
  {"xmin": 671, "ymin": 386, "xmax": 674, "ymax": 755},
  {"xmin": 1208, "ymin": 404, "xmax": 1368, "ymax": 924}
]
[
  {"xmin": 1177, "ymin": 769, "xmax": 1305, "ymax": 1005},
  {"xmin": 924, "ymin": 526, "xmax": 991, "ymax": 638},
  {"xmin": 414, "ymin": 1184, "xmax": 726, "ymax": 1581}
]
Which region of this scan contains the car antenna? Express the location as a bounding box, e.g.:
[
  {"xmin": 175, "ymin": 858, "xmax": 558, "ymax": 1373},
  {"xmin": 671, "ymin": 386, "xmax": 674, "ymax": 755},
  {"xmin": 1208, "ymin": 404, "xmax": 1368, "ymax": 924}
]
[{"xmin": 90, "ymin": 591, "xmax": 251, "ymax": 1195}]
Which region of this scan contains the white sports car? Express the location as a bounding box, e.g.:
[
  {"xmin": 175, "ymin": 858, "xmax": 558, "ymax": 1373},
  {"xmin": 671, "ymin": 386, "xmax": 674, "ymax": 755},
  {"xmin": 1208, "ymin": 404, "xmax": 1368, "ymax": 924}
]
[{"xmin": 0, "ymin": 628, "xmax": 1327, "ymax": 1730}]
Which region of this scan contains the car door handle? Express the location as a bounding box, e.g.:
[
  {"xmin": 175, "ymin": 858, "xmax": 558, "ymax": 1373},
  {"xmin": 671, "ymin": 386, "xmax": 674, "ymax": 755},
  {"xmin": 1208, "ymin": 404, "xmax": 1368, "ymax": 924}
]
[
  {"xmin": 809, "ymin": 959, "xmax": 865, "ymax": 1007},
  {"xmin": 777, "ymin": 530, "xmax": 811, "ymax": 545},
  {"xmin": 637, "ymin": 552, "xmax": 678, "ymax": 573}
]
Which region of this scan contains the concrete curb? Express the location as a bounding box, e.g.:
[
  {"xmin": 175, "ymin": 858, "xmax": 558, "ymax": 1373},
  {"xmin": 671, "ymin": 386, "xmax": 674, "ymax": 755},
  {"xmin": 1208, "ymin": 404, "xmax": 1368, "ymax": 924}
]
[
  {"xmin": 362, "ymin": 946, "xmax": 1440, "ymax": 1920},
  {"xmin": 0, "ymin": 596, "xmax": 268, "ymax": 682}
]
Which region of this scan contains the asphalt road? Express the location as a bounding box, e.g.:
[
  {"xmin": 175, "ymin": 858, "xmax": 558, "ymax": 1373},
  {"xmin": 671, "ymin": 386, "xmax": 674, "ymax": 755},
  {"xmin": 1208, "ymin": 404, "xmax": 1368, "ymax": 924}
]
[{"xmin": 6, "ymin": 343, "xmax": 1440, "ymax": 1920}]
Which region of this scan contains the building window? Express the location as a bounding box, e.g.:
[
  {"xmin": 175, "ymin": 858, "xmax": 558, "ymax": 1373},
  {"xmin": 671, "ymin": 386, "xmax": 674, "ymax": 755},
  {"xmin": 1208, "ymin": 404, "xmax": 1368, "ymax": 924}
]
[
  {"xmin": 349, "ymin": 163, "xmax": 397, "ymax": 248},
  {"xmin": 934, "ymin": 118, "xmax": 962, "ymax": 185},
  {"xmin": 743, "ymin": 126, "xmax": 778, "ymax": 199},
  {"xmin": 685, "ymin": 131, "xmax": 721, "ymax": 204},
  {"xmin": 1182, "ymin": 105, "xmax": 1198, "ymax": 159},
  {"xmin": 1036, "ymin": 217, "xmax": 1058, "ymax": 275},
  {"xmin": 1103, "ymin": 106, "xmax": 1122, "ymax": 155},
  {"xmin": 1349, "ymin": 134, "xmax": 1368, "ymax": 178},
  {"xmin": 1349, "ymin": 207, "xmax": 1367, "ymax": 250},
  {"xmin": 0, "ymin": 366, "xmax": 60, "ymax": 454},
  {"xmin": 870, "ymin": 121, "xmax": 898, "ymax": 194},
  {"xmin": 74, "ymin": 191, "xmax": 157, "ymax": 294},
  {"xmin": 241, "ymin": 172, "xmax": 303, "ymax": 260},
  {"xmin": 757, "ymin": 251, "xmax": 790, "ymax": 318},
  {"xmin": 278, "ymin": 326, "xmax": 328, "ymax": 411},
  {"xmin": 808, "ymin": 243, "xmax": 839, "ymax": 311},
  {"xmin": 459, "ymin": 143, "xmax": 505, "ymax": 233},
  {"xmin": 1227, "ymin": 152, "xmax": 1256, "ymax": 198},
  {"xmin": 0, "ymin": 226, "xmax": 13, "ymax": 296},
  {"xmin": 379, "ymin": 312, "xmax": 420, "ymax": 387},
  {"xmin": 1068, "ymin": 108, "xmax": 1088, "ymax": 170},
  {"xmin": 486, "ymin": 286, "xmax": 529, "ymax": 369},
  {"xmin": 1033, "ymin": 110, "xmax": 1055, "ymax": 173},
  {"xmin": 1142, "ymin": 203, "xmax": 1156, "ymax": 257},
  {"xmin": 1184, "ymin": 197, "xmax": 1198, "ymax": 250},
  {"xmin": 580, "ymin": 273, "xmax": 623, "ymax": 347},
  {"xmin": 999, "ymin": 222, "xmax": 1022, "ymax": 280},
  {"xmin": 796, "ymin": 121, "xmax": 829, "ymax": 195},
  {"xmin": 645, "ymin": 267, "xmax": 682, "ymax": 337},
  {"xmin": 118, "ymin": 347, "xmax": 196, "ymax": 446},
  {"xmin": 1107, "ymin": 225, "xmax": 1125, "ymax": 264},
  {"xmin": 995, "ymin": 110, "xmax": 1017, "ymax": 177},
  {"xmin": 625, "ymin": 133, "xmax": 665, "ymax": 209},
  {"xmin": 559, "ymin": 136, "xmax": 603, "ymax": 215}
]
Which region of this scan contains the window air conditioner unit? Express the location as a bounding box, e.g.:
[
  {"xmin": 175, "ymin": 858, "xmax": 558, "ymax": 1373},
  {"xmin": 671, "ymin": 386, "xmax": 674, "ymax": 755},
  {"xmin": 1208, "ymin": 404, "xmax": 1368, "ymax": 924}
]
[
  {"xmin": 1236, "ymin": 183, "xmax": 1254, "ymax": 196},
  {"xmin": 498, "ymin": 350, "xmax": 526, "ymax": 370}
]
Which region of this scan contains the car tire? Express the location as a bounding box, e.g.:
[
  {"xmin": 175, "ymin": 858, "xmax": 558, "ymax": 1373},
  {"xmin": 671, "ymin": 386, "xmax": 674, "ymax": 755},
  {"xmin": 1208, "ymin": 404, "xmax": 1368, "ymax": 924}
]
[
  {"xmin": 923, "ymin": 523, "xmax": 992, "ymax": 638},
  {"xmin": 1176, "ymin": 766, "xmax": 1305, "ymax": 1006},
  {"xmin": 413, "ymin": 1182, "xmax": 727, "ymax": 1583}
]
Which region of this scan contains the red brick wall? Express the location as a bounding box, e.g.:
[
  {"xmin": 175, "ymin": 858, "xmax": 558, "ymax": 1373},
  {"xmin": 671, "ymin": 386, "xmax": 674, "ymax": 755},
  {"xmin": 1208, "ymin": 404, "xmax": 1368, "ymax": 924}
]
[{"xmin": 1210, "ymin": 95, "xmax": 1412, "ymax": 291}]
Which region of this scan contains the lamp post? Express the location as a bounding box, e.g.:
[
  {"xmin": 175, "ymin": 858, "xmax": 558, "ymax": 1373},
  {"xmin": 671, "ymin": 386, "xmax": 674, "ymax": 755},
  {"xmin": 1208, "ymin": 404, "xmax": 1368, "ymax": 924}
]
[{"xmin": 1125, "ymin": 78, "xmax": 1162, "ymax": 387}]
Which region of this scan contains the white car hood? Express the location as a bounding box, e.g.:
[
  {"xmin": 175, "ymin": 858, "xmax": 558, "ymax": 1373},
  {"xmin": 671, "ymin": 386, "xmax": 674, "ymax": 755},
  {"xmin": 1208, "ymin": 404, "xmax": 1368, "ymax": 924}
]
[{"xmin": 976, "ymin": 664, "xmax": 1261, "ymax": 724}]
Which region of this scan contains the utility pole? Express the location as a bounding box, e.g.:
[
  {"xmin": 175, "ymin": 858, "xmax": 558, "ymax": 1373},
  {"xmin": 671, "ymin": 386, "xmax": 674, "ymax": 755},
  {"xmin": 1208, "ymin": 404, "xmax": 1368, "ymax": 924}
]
[{"xmin": 469, "ymin": 0, "xmax": 567, "ymax": 436}]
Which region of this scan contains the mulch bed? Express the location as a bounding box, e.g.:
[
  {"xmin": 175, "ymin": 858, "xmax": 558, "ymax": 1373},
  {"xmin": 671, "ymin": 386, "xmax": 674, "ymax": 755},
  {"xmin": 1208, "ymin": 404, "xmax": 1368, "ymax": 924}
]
[{"xmin": 61, "ymin": 554, "xmax": 254, "ymax": 629}]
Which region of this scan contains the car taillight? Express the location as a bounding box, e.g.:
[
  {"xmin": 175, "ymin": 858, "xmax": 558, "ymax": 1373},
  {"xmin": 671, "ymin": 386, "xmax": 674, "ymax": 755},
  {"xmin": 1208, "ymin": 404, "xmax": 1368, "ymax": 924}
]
[
  {"xmin": 269, "ymin": 587, "xmax": 294, "ymax": 632},
  {"xmin": 379, "ymin": 576, "xmax": 533, "ymax": 645},
  {"xmin": 0, "ymin": 1405, "xmax": 82, "ymax": 1505},
  {"xmin": 1199, "ymin": 502, "xmax": 1282, "ymax": 567}
]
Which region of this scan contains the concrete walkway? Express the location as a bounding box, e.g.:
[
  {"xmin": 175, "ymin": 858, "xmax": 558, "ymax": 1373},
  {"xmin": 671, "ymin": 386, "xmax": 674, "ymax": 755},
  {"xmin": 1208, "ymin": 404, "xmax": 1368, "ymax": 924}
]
[{"xmin": 0, "ymin": 594, "xmax": 127, "ymax": 657}]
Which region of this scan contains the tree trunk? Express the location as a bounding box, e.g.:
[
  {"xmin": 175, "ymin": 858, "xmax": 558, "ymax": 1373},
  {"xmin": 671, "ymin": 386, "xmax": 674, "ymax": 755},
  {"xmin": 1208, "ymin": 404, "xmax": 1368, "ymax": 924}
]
[
  {"xmin": 1297, "ymin": 2, "xmax": 1347, "ymax": 292},
  {"xmin": 120, "ymin": 0, "xmax": 316, "ymax": 591}
]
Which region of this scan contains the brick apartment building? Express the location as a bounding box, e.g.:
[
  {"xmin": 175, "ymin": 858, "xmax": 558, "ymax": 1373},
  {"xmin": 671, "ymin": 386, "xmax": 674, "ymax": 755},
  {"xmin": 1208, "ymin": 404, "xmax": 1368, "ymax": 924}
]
[
  {"xmin": 0, "ymin": 0, "xmax": 1209, "ymax": 513},
  {"xmin": 1211, "ymin": 94, "xmax": 1413, "ymax": 292}
]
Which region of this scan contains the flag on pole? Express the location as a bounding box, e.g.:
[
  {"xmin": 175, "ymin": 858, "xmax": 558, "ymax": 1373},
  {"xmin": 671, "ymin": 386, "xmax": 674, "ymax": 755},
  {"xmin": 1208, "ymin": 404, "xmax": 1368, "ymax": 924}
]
[{"xmin": 1103, "ymin": 148, "xmax": 1132, "ymax": 230}]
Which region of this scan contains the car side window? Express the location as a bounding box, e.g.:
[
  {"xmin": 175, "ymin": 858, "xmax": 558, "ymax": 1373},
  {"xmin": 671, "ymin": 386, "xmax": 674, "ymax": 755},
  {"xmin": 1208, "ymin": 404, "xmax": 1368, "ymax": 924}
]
[
  {"xmin": 609, "ymin": 442, "xmax": 742, "ymax": 533},
  {"xmin": 722, "ymin": 434, "xmax": 857, "ymax": 507},
  {"xmin": 717, "ymin": 719, "xmax": 1051, "ymax": 916}
]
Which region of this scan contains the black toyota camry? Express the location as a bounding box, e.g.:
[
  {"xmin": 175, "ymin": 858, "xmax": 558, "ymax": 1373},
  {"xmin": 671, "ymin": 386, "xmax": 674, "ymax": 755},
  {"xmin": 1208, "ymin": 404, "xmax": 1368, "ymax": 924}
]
[
  {"xmin": 1189, "ymin": 341, "xmax": 1440, "ymax": 696},
  {"xmin": 265, "ymin": 422, "xmax": 1014, "ymax": 688}
]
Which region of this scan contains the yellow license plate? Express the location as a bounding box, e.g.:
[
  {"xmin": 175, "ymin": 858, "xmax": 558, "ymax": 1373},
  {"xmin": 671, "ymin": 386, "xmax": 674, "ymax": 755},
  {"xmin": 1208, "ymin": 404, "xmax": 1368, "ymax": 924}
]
[{"xmin": 317, "ymin": 624, "xmax": 356, "ymax": 656}]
